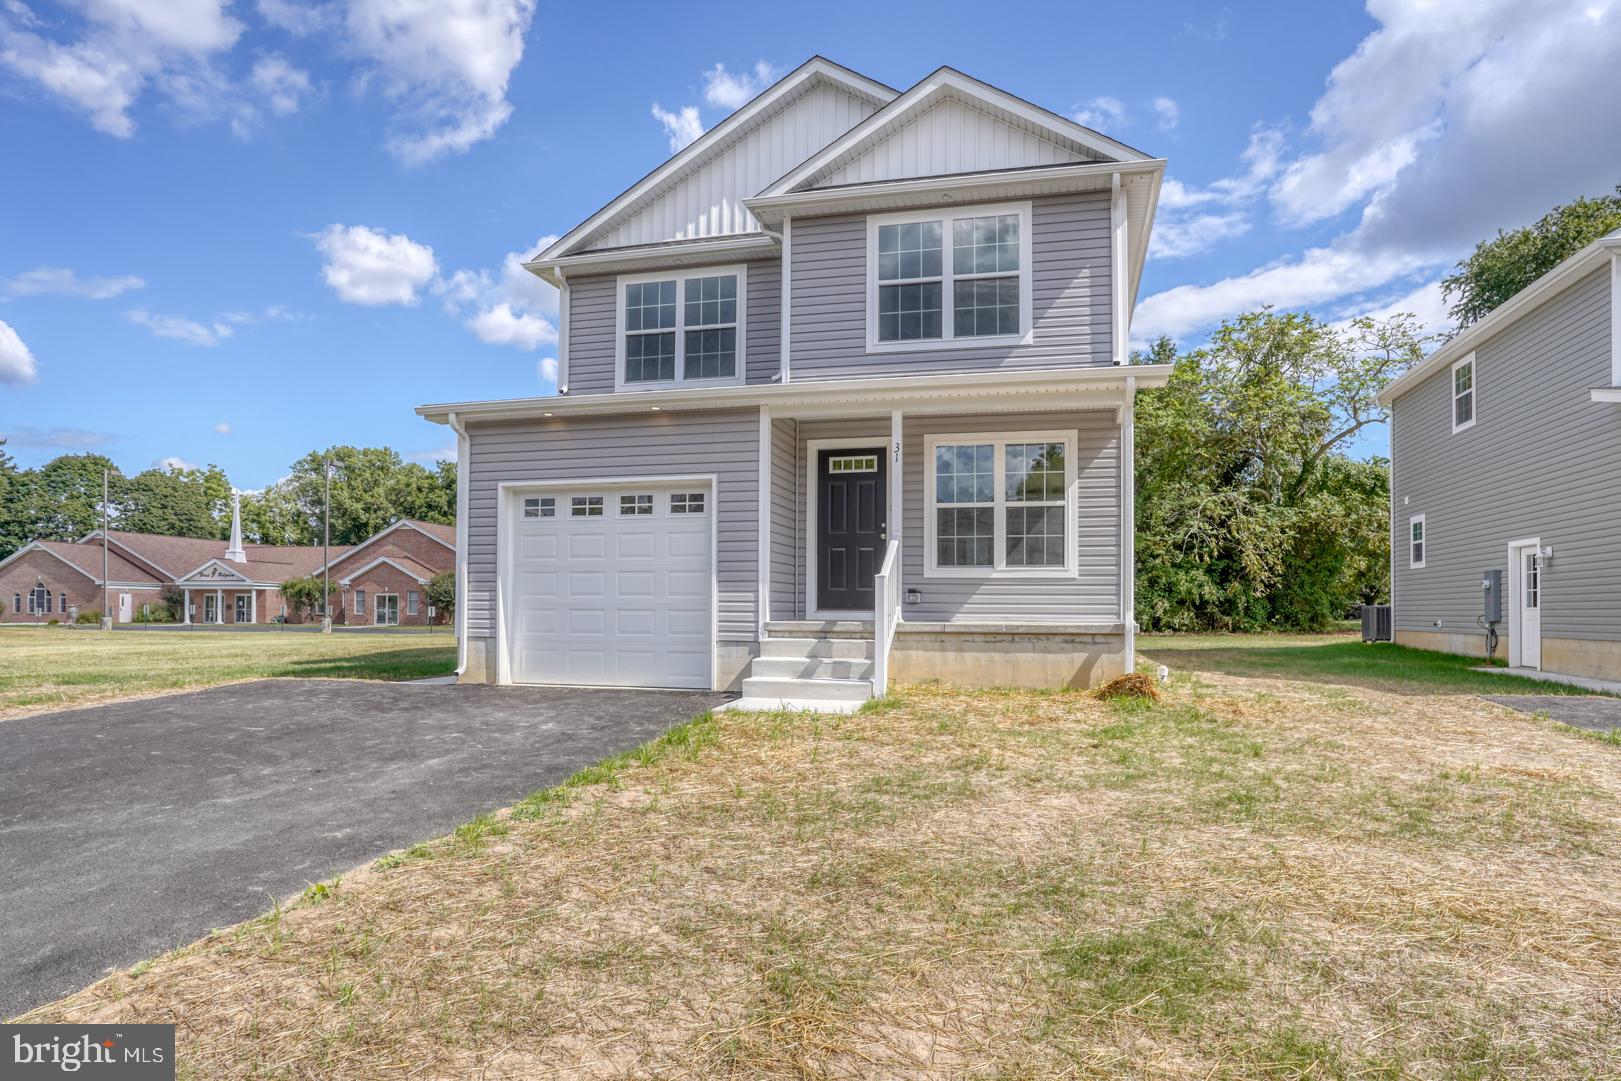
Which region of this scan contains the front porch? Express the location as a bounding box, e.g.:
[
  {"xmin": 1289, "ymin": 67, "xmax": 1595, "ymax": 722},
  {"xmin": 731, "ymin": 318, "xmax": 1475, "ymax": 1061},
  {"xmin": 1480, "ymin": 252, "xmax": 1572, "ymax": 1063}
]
[{"xmin": 743, "ymin": 370, "xmax": 1147, "ymax": 707}]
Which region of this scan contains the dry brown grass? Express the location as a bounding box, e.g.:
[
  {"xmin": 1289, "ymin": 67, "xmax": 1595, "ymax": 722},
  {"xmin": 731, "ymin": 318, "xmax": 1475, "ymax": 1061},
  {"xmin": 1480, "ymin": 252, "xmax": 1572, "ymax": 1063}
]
[{"xmin": 21, "ymin": 664, "xmax": 1621, "ymax": 1079}]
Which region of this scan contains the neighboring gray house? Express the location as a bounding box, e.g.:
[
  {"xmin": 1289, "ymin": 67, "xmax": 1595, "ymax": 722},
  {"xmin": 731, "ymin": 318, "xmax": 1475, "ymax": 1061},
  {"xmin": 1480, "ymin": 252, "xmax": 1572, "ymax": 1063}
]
[
  {"xmin": 419, "ymin": 58, "xmax": 1171, "ymax": 709},
  {"xmin": 1380, "ymin": 229, "xmax": 1621, "ymax": 680}
]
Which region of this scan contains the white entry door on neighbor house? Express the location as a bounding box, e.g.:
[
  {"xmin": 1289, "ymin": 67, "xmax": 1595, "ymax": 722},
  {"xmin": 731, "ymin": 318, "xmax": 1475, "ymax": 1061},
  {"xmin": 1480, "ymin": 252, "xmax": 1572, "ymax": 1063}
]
[
  {"xmin": 508, "ymin": 483, "xmax": 712, "ymax": 689},
  {"xmin": 118, "ymin": 593, "xmax": 132, "ymax": 622},
  {"xmin": 1511, "ymin": 541, "xmax": 1542, "ymax": 670}
]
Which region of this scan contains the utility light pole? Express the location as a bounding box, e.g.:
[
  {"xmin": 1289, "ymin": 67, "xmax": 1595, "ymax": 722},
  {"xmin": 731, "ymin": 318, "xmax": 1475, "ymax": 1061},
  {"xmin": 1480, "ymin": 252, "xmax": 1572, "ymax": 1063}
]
[
  {"xmin": 321, "ymin": 456, "xmax": 332, "ymax": 633},
  {"xmin": 100, "ymin": 469, "xmax": 112, "ymax": 630}
]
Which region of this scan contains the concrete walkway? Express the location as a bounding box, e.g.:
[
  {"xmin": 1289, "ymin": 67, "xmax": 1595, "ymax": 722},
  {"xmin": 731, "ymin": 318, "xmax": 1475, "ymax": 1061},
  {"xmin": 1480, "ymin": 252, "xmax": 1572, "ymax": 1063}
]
[{"xmin": 1473, "ymin": 665, "xmax": 1621, "ymax": 695}]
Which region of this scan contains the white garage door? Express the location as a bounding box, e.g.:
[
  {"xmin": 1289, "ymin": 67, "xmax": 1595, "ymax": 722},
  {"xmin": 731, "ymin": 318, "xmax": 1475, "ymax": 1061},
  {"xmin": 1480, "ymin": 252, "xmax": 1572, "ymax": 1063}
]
[{"xmin": 509, "ymin": 484, "xmax": 712, "ymax": 688}]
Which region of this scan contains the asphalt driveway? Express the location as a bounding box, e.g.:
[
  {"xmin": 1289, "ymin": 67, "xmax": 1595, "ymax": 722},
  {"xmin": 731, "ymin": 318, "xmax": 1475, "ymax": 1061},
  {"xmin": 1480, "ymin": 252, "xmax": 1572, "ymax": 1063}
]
[{"xmin": 0, "ymin": 679, "xmax": 727, "ymax": 1018}]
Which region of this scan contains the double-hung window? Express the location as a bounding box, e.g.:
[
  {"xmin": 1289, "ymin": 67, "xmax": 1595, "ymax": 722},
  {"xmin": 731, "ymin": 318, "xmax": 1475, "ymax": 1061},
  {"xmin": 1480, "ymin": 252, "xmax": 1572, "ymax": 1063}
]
[
  {"xmin": 926, "ymin": 431, "xmax": 1075, "ymax": 577},
  {"xmin": 1409, "ymin": 515, "xmax": 1426, "ymax": 569},
  {"xmin": 868, "ymin": 203, "xmax": 1032, "ymax": 351},
  {"xmin": 1451, "ymin": 354, "xmax": 1476, "ymax": 432},
  {"xmin": 617, "ymin": 267, "xmax": 745, "ymax": 389}
]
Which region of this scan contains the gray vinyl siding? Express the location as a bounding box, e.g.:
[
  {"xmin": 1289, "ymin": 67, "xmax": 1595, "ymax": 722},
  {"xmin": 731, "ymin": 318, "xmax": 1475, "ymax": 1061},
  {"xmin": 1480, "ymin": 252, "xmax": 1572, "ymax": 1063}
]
[
  {"xmin": 463, "ymin": 408, "xmax": 760, "ymax": 643},
  {"xmin": 1391, "ymin": 266, "xmax": 1616, "ymax": 641},
  {"xmin": 769, "ymin": 410, "xmax": 1120, "ymax": 622},
  {"xmin": 746, "ymin": 259, "xmax": 782, "ymax": 384},
  {"xmin": 564, "ymin": 260, "xmax": 782, "ymax": 394},
  {"xmin": 788, "ymin": 191, "xmax": 1113, "ymax": 380},
  {"xmin": 769, "ymin": 417, "xmax": 798, "ymax": 619},
  {"xmin": 903, "ymin": 411, "xmax": 1121, "ymax": 623}
]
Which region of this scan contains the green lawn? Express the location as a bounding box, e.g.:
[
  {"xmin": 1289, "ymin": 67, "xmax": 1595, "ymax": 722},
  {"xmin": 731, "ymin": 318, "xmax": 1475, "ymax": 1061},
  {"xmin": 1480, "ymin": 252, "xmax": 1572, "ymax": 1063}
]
[
  {"xmin": 1139, "ymin": 630, "xmax": 1607, "ymax": 696},
  {"xmin": 0, "ymin": 627, "xmax": 456, "ymax": 717}
]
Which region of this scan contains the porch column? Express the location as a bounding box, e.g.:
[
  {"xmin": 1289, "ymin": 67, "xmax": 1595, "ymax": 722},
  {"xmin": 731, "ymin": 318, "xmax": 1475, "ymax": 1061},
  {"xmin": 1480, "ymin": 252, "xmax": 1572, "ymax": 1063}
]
[
  {"xmin": 216, "ymin": 588, "xmax": 223, "ymax": 624},
  {"xmin": 757, "ymin": 405, "xmax": 771, "ymax": 640},
  {"xmin": 890, "ymin": 406, "xmax": 904, "ymax": 567},
  {"xmin": 250, "ymin": 589, "xmax": 257, "ymax": 624},
  {"xmin": 183, "ymin": 588, "xmax": 191, "ymax": 624}
]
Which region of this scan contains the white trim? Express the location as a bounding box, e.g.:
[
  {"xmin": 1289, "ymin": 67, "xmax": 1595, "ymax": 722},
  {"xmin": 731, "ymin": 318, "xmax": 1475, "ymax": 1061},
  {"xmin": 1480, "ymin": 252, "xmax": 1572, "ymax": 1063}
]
[
  {"xmin": 760, "ymin": 67, "xmax": 1148, "ymax": 198},
  {"xmin": 450, "ymin": 412, "xmax": 470, "ymax": 676},
  {"xmin": 419, "ymin": 363, "xmax": 1174, "ymax": 424},
  {"xmin": 779, "ymin": 216, "xmax": 792, "ymax": 383},
  {"xmin": 1450, "ymin": 353, "xmax": 1477, "ymax": 434},
  {"xmin": 1380, "ymin": 229, "xmax": 1621, "ymax": 404},
  {"xmin": 496, "ymin": 474, "xmax": 720, "ymax": 690},
  {"xmin": 1408, "ymin": 514, "xmax": 1426, "ymax": 570},
  {"xmin": 613, "ymin": 264, "xmax": 748, "ymax": 392},
  {"xmin": 338, "ymin": 555, "xmax": 431, "ymax": 586},
  {"xmin": 1612, "ymin": 252, "xmax": 1620, "ymax": 388},
  {"xmin": 923, "ymin": 429, "xmax": 1078, "ymax": 579},
  {"xmin": 864, "ymin": 201, "xmax": 1033, "ymax": 354},
  {"xmin": 1110, "ymin": 173, "xmax": 1129, "ymax": 365},
  {"xmin": 1121, "ymin": 375, "xmax": 1136, "ymax": 666},
  {"xmin": 804, "ymin": 435, "xmax": 887, "ymax": 621},
  {"xmin": 1506, "ymin": 535, "xmax": 1542, "ymax": 671},
  {"xmin": 757, "ymin": 406, "xmax": 771, "ymax": 639},
  {"xmin": 537, "ymin": 58, "xmax": 897, "ymax": 263},
  {"xmin": 173, "ymin": 558, "xmax": 251, "ymax": 585}
]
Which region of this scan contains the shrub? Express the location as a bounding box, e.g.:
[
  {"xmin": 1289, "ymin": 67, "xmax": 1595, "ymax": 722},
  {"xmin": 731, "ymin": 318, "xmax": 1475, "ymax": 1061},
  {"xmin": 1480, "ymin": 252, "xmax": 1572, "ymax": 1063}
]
[
  {"xmin": 137, "ymin": 602, "xmax": 174, "ymax": 624},
  {"xmin": 46, "ymin": 618, "xmax": 60, "ymax": 626},
  {"xmin": 75, "ymin": 609, "xmax": 102, "ymax": 625}
]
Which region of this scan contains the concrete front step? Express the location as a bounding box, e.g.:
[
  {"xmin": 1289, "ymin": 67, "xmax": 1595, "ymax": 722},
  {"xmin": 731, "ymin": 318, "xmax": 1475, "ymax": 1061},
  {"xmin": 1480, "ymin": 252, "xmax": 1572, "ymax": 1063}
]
[
  {"xmin": 750, "ymin": 655, "xmax": 875, "ymax": 680},
  {"xmin": 760, "ymin": 636, "xmax": 874, "ymax": 660},
  {"xmin": 739, "ymin": 674, "xmax": 874, "ymax": 705},
  {"xmin": 765, "ymin": 620, "xmax": 874, "ymax": 640}
]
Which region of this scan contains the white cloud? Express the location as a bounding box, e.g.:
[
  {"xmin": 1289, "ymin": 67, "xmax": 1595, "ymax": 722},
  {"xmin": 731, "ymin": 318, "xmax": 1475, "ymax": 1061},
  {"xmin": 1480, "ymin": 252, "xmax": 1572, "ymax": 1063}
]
[
  {"xmin": 1, "ymin": 425, "xmax": 112, "ymax": 448},
  {"xmin": 214, "ymin": 421, "xmax": 232, "ymax": 434},
  {"xmin": 0, "ymin": 318, "xmax": 39, "ymax": 385},
  {"xmin": 702, "ymin": 60, "xmax": 776, "ymax": 110},
  {"xmin": 538, "ymin": 355, "xmax": 557, "ymax": 389},
  {"xmin": 436, "ymin": 234, "xmax": 560, "ymax": 351},
  {"xmin": 1333, "ymin": 277, "xmax": 1452, "ymax": 339},
  {"xmin": 467, "ymin": 302, "xmax": 554, "ymax": 349},
  {"xmin": 1150, "ymin": 96, "xmax": 1181, "ymax": 131},
  {"xmin": 126, "ymin": 308, "xmax": 234, "ymax": 346},
  {"xmin": 1159, "ymin": 127, "xmax": 1285, "ymax": 210},
  {"xmin": 249, "ymin": 52, "xmax": 312, "ymax": 115},
  {"xmin": 153, "ymin": 455, "xmax": 196, "ymax": 471},
  {"xmin": 651, "ymin": 102, "xmax": 702, "ymax": 152},
  {"xmin": 256, "ymin": 0, "xmax": 330, "ymax": 35},
  {"xmin": 1149, "ymin": 211, "xmax": 1252, "ymax": 259},
  {"xmin": 1134, "ymin": 243, "xmax": 1431, "ymax": 343},
  {"xmin": 4, "ymin": 266, "xmax": 145, "ymax": 299},
  {"xmin": 0, "ymin": 0, "xmax": 242, "ymax": 137},
  {"xmin": 1148, "ymin": 127, "xmax": 1284, "ymax": 259},
  {"xmin": 410, "ymin": 444, "xmax": 456, "ymax": 463},
  {"xmin": 344, "ymin": 0, "xmax": 537, "ymax": 165},
  {"xmin": 1071, "ymin": 96, "xmax": 1126, "ymax": 131},
  {"xmin": 311, "ymin": 223, "xmax": 437, "ymax": 306}
]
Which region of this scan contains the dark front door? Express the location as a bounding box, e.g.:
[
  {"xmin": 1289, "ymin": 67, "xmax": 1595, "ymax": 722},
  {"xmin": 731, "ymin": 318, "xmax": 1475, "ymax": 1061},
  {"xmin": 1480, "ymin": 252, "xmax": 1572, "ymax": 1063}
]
[{"xmin": 817, "ymin": 447, "xmax": 886, "ymax": 612}]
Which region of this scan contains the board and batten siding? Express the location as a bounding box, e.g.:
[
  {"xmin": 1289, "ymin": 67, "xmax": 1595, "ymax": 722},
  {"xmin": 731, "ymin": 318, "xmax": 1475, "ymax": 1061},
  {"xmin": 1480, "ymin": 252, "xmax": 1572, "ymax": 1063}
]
[
  {"xmin": 1391, "ymin": 266, "xmax": 1618, "ymax": 641},
  {"xmin": 788, "ymin": 191, "xmax": 1113, "ymax": 380},
  {"xmin": 463, "ymin": 409, "xmax": 761, "ymax": 643},
  {"xmin": 564, "ymin": 260, "xmax": 783, "ymax": 394}
]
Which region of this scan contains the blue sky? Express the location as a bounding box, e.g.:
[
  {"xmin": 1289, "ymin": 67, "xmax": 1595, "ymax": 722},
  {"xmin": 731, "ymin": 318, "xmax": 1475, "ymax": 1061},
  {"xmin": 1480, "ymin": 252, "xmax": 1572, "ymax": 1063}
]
[{"xmin": 2, "ymin": 0, "xmax": 1617, "ymax": 486}]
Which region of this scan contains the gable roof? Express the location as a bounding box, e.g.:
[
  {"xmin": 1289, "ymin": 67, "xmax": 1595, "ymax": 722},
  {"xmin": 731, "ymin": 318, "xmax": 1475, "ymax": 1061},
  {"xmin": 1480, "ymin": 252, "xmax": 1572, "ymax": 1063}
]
[
  {"xmin": 338, "ymin": 554, "xmax": 436, "ymax": 585},
  {"xmin": 316, "ymin": 519, "xmax": 455, "ymax": 575},
  {"xmin": 1379, "ymin": 229, "xmax": 1621, "ymax": 405},
  {"xmin": 535, "ymin": 57, "xmax": 896, "ymax": 268},
  {"xmin": 761, "ymin": 66, "xmax": 1151, "ymax": 197},
  {"xmin": 0, "ymin": 540, "xmax": 159, "ymax": 585},
  {"xmin": 78, "ymin": 529, "xmax": 354, "ymax": 586}
]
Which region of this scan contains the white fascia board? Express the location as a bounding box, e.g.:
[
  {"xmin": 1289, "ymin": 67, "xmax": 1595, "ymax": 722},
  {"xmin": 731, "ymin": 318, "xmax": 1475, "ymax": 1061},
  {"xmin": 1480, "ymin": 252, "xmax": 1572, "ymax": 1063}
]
[
  {"xmin": 761, "ymin": 67, "xmax": 1150, "ymax": 198},
  {"xmin": 746, "ymin": 159, "xmax": 1164, "ymax": 225},
  {"xmin": 526, "ymin": 234, "xmax": 779, "ymax": 286},
  {"xmin": 416, "ymin": 363, "xmax": 1175, "ymax": 424},
  {"xmin": 1127, "ymin": 169, "xmax": 1161, "ymax": 314},
  {"xmin": 1380, "ymin": 231, "xmax": 1621, "ymax": 405},
  {"xmin": 538, "ymin": 58, "xmax": 896, "ymax": 263}
]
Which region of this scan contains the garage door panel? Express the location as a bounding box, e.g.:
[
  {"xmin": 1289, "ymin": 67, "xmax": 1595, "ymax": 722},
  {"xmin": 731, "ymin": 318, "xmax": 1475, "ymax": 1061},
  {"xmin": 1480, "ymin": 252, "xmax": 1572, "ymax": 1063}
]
[{"xmin": 511, "ymin": 483, "xmax": 713, "ymax": 690}]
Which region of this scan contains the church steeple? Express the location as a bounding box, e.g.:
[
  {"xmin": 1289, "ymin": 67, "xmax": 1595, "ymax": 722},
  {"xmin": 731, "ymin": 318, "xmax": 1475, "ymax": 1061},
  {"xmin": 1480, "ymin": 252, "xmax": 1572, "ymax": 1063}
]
[{"xmin": 224, "ymin": 491, "xmax": 246, "ymax": 563}]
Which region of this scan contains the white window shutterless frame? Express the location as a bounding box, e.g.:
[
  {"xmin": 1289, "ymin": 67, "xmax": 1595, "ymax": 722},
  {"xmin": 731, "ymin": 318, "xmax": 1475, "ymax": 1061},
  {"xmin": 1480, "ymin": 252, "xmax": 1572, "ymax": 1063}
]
[
  {"xmin": 866, "ymin": 202, "xmax": 1033, "ymax": 354},
  {"xmin": 614, "ymin": 265, "xmax": 748, "ymax": 391},
  {"xmin": 923, "ymin": 430, "xmax": 1077, "ymax": 578},
  {"xmin": 1451, "ymin": 354, "xmax": 1476, "ymax": 433}
]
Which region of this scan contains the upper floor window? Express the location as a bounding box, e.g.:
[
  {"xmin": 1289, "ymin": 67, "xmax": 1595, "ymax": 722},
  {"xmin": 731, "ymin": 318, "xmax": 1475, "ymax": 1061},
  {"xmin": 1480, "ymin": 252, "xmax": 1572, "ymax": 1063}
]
[
  {"xmin": 1409, "ymin": 515, "xmax": 1426, "ymax": 569},
  {"xmin": 616, "ymin": 267, "xmax": 745, "ymax": 390},
  {"xmin": 1451, "ymin": 354, "xmax": 1475, "ymax": 433},
  {"xmin": 867, "ymin": 203, "xmax": 1032, "ymax": 353}
]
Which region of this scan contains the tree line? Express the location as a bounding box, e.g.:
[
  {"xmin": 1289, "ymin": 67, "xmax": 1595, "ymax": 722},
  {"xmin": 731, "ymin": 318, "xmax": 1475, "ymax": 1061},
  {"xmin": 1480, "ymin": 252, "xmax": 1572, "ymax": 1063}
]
[{"xmin": 0, "ymin": 445, "xmax": 455, "ymax": 561}]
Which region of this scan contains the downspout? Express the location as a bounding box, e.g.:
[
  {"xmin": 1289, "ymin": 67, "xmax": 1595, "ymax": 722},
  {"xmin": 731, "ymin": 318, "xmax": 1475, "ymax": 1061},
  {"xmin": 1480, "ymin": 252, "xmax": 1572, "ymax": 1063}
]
[
  {"xmin": 557, "ymin": 267, "xmax": 571, "ymax": 395},
  {"xmin": 1122, "ymin": 375, "xmax": 1136, "ymax": 672},
  {"xmin": 448, "ymin": 410, "xmax": 470, "ymax": 677},
  {"xmin": 779, "ymin": 216, "xmax": 792, "ymax": 383}
]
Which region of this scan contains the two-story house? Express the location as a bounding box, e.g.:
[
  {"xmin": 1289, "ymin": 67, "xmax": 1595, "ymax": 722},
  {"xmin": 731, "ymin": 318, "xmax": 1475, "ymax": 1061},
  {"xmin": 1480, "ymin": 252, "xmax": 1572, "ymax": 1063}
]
[
  {"xmin": 1379, "ymin": 229, "xmax": 1621, "ymax": 681},
  {"xmin": 418, "ymin": 58, "xmax": 1172, "ymax": 709}
]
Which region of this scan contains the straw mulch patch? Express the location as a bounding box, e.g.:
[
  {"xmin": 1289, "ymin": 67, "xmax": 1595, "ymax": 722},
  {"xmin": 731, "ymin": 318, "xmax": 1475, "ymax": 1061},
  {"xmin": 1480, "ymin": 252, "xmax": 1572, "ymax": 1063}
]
[{"xmin": 20, "ymin": 667, "xmax": 1621, "ymax": 1079}]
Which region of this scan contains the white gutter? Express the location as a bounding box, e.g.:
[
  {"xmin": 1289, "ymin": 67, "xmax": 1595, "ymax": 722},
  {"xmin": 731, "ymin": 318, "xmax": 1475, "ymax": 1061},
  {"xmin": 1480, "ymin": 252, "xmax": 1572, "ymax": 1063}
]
[
  {"xmin": 417, "ymin": 363, "xmax": 1174, "ymax": 425},
  {"xmin": 448, "ymin": 410, "xmax": 470, "ymax": 677}
]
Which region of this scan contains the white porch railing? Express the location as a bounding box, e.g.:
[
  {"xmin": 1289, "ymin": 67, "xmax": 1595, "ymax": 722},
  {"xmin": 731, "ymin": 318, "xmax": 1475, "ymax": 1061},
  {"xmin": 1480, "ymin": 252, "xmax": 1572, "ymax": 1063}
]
[{"xmin": 873, "ymin": 538, "xmax": 902, "ymax": 697}]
